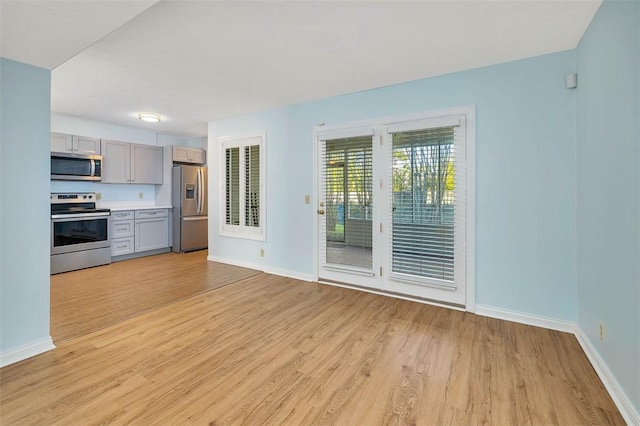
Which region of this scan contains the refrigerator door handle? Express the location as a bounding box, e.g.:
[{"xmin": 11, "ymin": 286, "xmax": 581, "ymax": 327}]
[
  {"xmin": 184, "ymin": 216, "xmax": 207, "ymax": 221},
  {"xmin": 199, "ymin": 168, "xmax": 204, "ymax": 214},
  {"xmin": 195, "ymin": 168, "xmax": 201, "ymax": 213}
]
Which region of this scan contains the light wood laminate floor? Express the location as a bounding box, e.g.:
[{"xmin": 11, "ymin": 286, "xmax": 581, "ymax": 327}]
[
  {"xmin": 50, "ymin": 250, "xmax": 260, "ymax": 342},
  {"xmin": 2, "ymin": 258, "xmax": 623, "ymax": 425}
]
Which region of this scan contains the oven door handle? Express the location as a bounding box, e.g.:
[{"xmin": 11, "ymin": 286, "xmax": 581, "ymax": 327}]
[{"xmin": 51, "ymin": 212, "xmax": 111, "ymax": 220}]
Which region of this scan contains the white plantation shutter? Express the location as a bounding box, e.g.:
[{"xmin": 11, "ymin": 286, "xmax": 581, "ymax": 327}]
[
  {"xmin": 244, "ymin": 145, "xmax": 260, "ymax": 227},
  {"xmin": 220, "ymin": 135, "xmax": 265, "ymax": 240},
  {"xmin": 389, "ymin": 117, "xmax": 466, "ymax": 289},
  {"xmin": 225, "ymin": 147, "xmax": 240, "ymax": 225}
]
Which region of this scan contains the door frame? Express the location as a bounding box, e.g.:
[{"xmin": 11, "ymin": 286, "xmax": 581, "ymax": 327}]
[{"xmin": 312, "ymin": 105, "xmax": 476, "ymax": 313}]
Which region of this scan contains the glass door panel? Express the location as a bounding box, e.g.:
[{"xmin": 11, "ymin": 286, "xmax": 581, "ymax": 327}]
[
  {"xmin": 391, "ymin": 127, "xmax": 456, "ymax": 287},
  {"xmin": 324, "ymin": 136, "xmax": 373, "ymax": 270},
  {"xmin": 319, "ymin": 134, "xmax": 378, "ymax": 289}
]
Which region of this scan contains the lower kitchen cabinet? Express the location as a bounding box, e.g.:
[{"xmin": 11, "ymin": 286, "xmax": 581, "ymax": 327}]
[
  {"xmin": 111, "ymin": 208, "xmax": 170, "ymax": 260},
  {"xmin": 111, "ymin": 210, "xmax": 135, "ymax": 256},
  {"xmin": 135, "ymin": 209, "xmax": 169, "ymax": 252},
  {"xmin": 111, "ymin": 237, "xmax": 135, "ymax": 256}
]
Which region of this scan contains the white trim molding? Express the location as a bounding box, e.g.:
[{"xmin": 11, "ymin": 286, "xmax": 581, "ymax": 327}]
[
  {"xmin": 476, "ymin": 304, "xmax": 639, "ymax": 424},
  {"xmin": 312, "ymin": 105, "xmax": 476, "ymax": 312},
  {"xmin": 318, "ymin": 280, "xmax": 466, "ymax": 312},
  {"xmin": 475, "ymin": 304, "xmax": 576, "ymax": 333},
  {"xmin": 575, "ymin": 330, "xmax": 640, "ymax": 426},
  {"xmin": 207, "ymin": 255, "xmax": 313, "ymax": 282},
  {"xmin": 0, "ymin": 337, "xmax": 56, "ymax": 368},
  {"xmin": 218, "ymin": 132, "xmax": 266, "ymax": 241},
  {"xmin": 263, "ymin": 266, "xmax": 314, "ymax": 282}
]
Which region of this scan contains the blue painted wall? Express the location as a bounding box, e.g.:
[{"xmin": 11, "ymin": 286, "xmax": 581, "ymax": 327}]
[
  {"xmin": 209, "ymin": 50, "xmax": 578, "ymax": 321},
  {"xmin": 0, "ymin": 58, "xmax": 52, "ymax": 353},
  {"xmin": 576, "ymin": 0, "xmax": 640, "ymax": 414}
]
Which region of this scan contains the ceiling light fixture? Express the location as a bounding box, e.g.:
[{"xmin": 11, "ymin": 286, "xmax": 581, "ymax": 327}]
[{"xmin": 138, "ymin": 113, "xmax": 161, "ymax": 123}]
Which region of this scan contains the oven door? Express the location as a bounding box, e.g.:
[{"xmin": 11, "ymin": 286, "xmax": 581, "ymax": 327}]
[{"xmin": 51, "ymin": 213, "xmax": 111, "ymax": 255}]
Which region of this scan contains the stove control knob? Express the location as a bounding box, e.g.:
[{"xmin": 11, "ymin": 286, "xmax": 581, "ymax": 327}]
[
  {"xmin": 83, "ymin": 195, "xmax": 87, "ymax": 199},
  {"xmin": 88, "ymin": 195, "xmax": 92, "ymax": 199}
]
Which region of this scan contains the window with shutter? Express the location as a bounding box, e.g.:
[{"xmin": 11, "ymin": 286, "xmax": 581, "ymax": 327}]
[{"xmin": 220, "ymin": 134, "xmax": 265, "ymax": 240}]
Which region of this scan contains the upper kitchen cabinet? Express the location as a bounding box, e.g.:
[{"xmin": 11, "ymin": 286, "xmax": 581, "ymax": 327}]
[
  {"xmin": 51, "ymin": 133, "xmax": 101, "ymax": 155},
  {"xmin": 101, "ymin": 140, "xmax": 130, "ymax": 183},
  {"xmin": 101, "ymin": 140, "xmax": 163, "ymax": 184},
  {"xmin": 172, "ymin": 146, "xmax": 206, "ymax": 164},
  {"xmin": 132, "ymin": 144, "xmax": 163, "ymax": 184}
]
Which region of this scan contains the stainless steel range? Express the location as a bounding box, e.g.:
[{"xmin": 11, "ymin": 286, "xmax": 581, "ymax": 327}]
[{"xmin": 50, "ymin": 192, "xmax": 111, "ymax": 274}]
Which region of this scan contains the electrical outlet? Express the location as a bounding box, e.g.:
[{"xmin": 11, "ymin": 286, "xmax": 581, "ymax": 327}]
[
  {"xmin": 599, "ymin": 323, "xmax": 605, "ymax": 341},
  {"xmin": 138, "ymin": 192, "xmax": 144, "ymax": 199},
  {"xmin": 96, "ymin": 192, "xmax": 102, "ymax": 200},
  {"xmin": 304, "ymin": 194, "xmax": 310, "ymax": 204},
  {"xmin": 260, "ymin": 249, "xmax": 265, "ymax": 257}
]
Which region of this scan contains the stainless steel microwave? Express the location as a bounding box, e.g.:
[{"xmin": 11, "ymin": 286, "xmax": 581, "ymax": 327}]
[{"xmin": 51, "ymin": 152, "xmax": 102, "ymax": 181}]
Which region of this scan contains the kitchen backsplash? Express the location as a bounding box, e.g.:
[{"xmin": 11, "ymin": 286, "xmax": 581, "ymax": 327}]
[{"xmin": 50, "ymin": 181, "xmax": 156, "ymax": 202}]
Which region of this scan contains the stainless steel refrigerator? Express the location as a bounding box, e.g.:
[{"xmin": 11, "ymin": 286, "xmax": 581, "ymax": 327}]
[{"xmin": 172, "ymin": 165, "xmax": 208, "ymax": 253}]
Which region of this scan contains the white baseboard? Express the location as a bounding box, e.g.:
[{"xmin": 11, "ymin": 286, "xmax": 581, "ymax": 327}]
[
  {"xmin": 0, "ymin": 337, "xmax": 56, "ymax": 368},
  {"xmin": 475, "ymin": 304, "xmax": 576, "ymax": 333},
  {"xmin": 263, "ymin": 266, "xmax": 314, "ymax": 282},
  {"xmin": 475, "ymin": 304, "xmax": 639, "ymax": 424},
  {"xmin": 207, "ymin": 255, "xmax": 262, "ymax": 272},
  {"xmin": 318, "ymin": 280, "xmax": 465, "ymax": 312},
  {"xmin": 575, "ymin": 329, "xmax": 640, "ymax": 426},
  {"xmin": 207, "ymin": 255, "xmax": 314, "ymax": 282}
]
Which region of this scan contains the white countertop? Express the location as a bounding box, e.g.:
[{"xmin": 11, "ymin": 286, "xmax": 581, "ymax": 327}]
[{"xmin": 98, "ymin": 203, "xmax": 172, "ymax": 211}]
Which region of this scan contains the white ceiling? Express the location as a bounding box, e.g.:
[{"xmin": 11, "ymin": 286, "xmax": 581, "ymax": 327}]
[
  {"xmin": 0, "ymin": 0, "xmax": 159, "ymax": 69},
  {"xmin": 2, "ymin": 1, "xmax": 601, "ymax": 137}
]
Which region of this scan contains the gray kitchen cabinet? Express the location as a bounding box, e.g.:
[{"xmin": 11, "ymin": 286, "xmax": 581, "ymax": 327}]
[
  {"xmin": 110, "ymin": 210, "xmax": 135, "ymax": 256},
  {"xmin": 51, "ymin": 133, "xmax": 101, "ymax": 155},
  {"xmin": 134, "ymin": 209, "xmax": 169, "ymax": 252},
  {"xmin": 132, "ymin": 144, "xmax": 163, "ymax": 184},
  {"xmin": 172, "ymin": 146, "xmax": 206, "ymax": 164},
  {"xmin": 111, "ymin": 237, "xmax": 135, "ymax": 257},
  {"xmin": 101, "ymin": 140, "xmax": 130, "ymax": 183},
  {"xmin": 111, "ymin": 209, "xmax": 170, "ymax": 260},
  {"xmin": 101, "ymin": 140, "xmax": 163, "ymax": 184}
]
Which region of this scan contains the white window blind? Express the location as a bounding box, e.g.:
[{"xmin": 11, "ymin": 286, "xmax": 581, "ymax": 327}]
[
  {"xmin": 321, "ymin": 135, "xmax": 374, "ymax": 270},
  {"xmin": 390, "ymin": 122, "xmax": 465, "ymax": 288}
]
